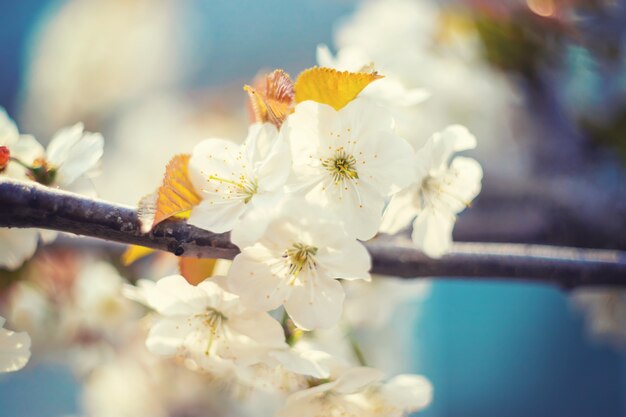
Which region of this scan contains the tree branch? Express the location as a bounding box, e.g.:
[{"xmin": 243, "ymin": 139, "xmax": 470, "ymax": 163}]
[{"xmin": 0, "ymin": 179, "xmax": 625, "ymax": 288}]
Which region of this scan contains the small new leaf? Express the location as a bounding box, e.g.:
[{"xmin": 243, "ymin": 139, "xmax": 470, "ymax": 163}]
[{"xmin": 294, "ymin": 67, "xmax": 382, "ymax": 110}]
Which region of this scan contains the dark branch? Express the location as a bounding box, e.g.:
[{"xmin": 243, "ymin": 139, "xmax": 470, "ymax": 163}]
[{"xmin": 0, "ymin": 179, "xmax": 625, "ymax": 288}]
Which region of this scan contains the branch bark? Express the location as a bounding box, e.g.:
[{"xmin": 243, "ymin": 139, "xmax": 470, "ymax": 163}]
[{"xmin": 0, "ymin": 179, "xmax": 625, "ymax": 288}]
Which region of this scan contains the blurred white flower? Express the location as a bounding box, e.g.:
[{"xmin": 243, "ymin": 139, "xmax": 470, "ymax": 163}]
[
  {"xmin": 0, "ymin": 315, "xmax": 31, "ymax": 373},
  {"xmin": 343, "ymin": 276, "xmax": 430, "ymax": 329},
  {"xmin": 285, "ymin": 98, "xmax": 416, "ymax": 240},
  {"xmin": 70, "ymin": 261, "xmax": 141, "ymax": 341},
  {"xmin": 140, "ymin": 275, "xmax": 288, "ymax": 375},
  {"xmin": 316, "ymin": 44, "xmax": 429, "ymax": 108},
  {"xmin": 381, "ymin": 125, "xmax": 482, "ymax": 257},
  {"xmin": 12, "ymin": 123, "xmax": 103, "ymax": 194},
  {"xmin": 332, "ymin": 0, "xmax": 529, "ymax": 178},
  {"xmin": 572, "ymin": 288, "xmax": 626, "ymax": 347},
  {"xmin": 229, "ymin": 202, "xmax": 371, "ymax": 330},
  {"xmin": 277, "ymin": 366, "xmax": 432, "ymax": 417},
  {"xmin": 20, "ymin": 0, "xmax": 192, "ymax": 136},
  {"xmin": 188, "ymin": 123, "xmax": 291, "ymax": 233}
]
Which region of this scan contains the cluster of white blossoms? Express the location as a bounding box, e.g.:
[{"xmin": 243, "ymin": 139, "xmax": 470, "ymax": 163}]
[
  {"xmin": 120, "ymin": 51, "xmax": 483, "ymax": 414},
  {"xmin": 0, "ymin": 108, "xmax": 104, "ymax": 270}
]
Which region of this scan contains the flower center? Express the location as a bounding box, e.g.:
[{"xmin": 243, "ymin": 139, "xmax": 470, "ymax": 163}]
[
  {"xmin": 283, "ymin": 243, "xmax": 318, "ymax": 281},
  {"xmin": 322, "ymin": 149, "xmax": 359, "ymax": 184},
  {"xmin": 28, "ymin": 158, "xmax": 57, "ymax": 186},
  {"xmin": 207, "ymin": 174, "xmax": 258, "ymax": 203}
]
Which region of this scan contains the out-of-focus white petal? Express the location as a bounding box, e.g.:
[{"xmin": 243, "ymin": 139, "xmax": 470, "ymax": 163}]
[
  {"xmin": 0, "ymin": 317, "xmax": 31, "ymax": 373},
  {"xmin": 10, "ymin": 135, "xmax": 45, "ymax": 166},
  {"xmin": 145, "ymin": 317, "xmax": 190, "ymax": 356},
  {"xmin": 0, "ymin": 228, "xmax": 39, "ymax": 271},
  {"xmin": 381, "ymin": 374, "xmax": 433, "ymax": 412},
  {"xmin": 333, "ymin": 366, "xmax": 385, "ymax": 394},
  {"xmin": 144, "ymin": 275, "xmax": 209, "ymax": 316}
]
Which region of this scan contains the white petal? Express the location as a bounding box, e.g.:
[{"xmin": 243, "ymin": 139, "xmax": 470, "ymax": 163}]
[
  {"xmin": 256, "ymin": 128, "xmax": 292, "ymax": 192},
  {"xmin": 355, "ymin": 129, "xmax": 417, "ymax": 195},
  {"xmin": 46, "ymin": 123, "xmax": 85, "ymax": 165},
  {"xmin": 10, "ymin": 135, "xmax": 45, "ymax": 166},
  {"xmin": 381, "ymin": 374, "xmax": 433, "ymax": 412},
  {"xmin": 187, "ymin": 198, "xmax": 248, "ymax": 233},
  {"xmin": 145, "ymin": 275, "xmax": 209, "ymax": 316},
  {"xmin": 411, "ymin": 208, "xmax": 455, "ymax": 258},
  {"xmin": 333, "ymin": 366, "xmax": 385, "ymax": 394},
  {"xmin": 442, "ymin": 156, "xmax": 483, "ymax": 214},
  {"xmin": 230, "ymin": 205, "xmax": 272, "ymax": 248},
  {"xmin": 228, "ymin": 250, "xmax": 290, "ymax": 312},
  {"xmin": 0, "ymin": 228, "xmax": 39, "ymax": 270},
  {"xmin": 340, "ymin": 98, "xmax": 396, "ymax": 140},
  {"xmin": 145, "ymin": 317, "xmax": 190, "ymax": 356},
  {"xmin": 0, "ymin": 325, "xmax": 31, "ymax": 373},
  {"xmin": 54, "ymin": 131, "xmax": 104, "ymax": 187},
  {"xmin": 318, "ymin": 239, "xmax": 371, "ymax": 281},
  {"xmin": 424, "ymin": 125, "xmax": 477, "ymax": 173},
  {"xmin": 286, "ymin": 101, "xmax": 340, "ymax": 167},
  {"xmin": 379, "ymin": 186, "xmax": 419, "ymax": 234},
  {"xmin": 269, "ymin": 348, "xmax": 332, "ymax": 379},
  {"xmin": 285, "ymin": 277, "xmax": 345, "ymax": 330}
]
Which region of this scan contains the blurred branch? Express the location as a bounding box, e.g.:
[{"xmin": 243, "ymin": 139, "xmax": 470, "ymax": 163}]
[{"xmin": 0, "ymin": 179, "xmax": 625, "ymax": 288}]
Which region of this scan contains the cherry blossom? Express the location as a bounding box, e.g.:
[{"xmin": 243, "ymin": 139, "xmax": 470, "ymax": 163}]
[
  {"xmin": 188, "ymin": 123, "xmax": 291, "ymax": 233},
  {"xmin": 277, "ymin": 366, "xmax": 432, "ymax": 417},
  {"xmin": 229, "ymin": 201, "xmax": 371, "ymax": 330},
  {"xmin": 284, "ymin": 97, "xmax": 416, "ymax": 240},
  {"xmin": 380, "ymin": 125, "xmax": 482, "ymax": 258}
]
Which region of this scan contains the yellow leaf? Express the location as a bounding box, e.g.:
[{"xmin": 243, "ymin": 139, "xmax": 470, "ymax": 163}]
[
  {"xmin": 179, "ymin": 257, "xmax": 217, "ymax": 286},
  {"xmin": 138, "ymin": 154, "xmax": 202, "ymax": 232},
  {"xmin": 122, "ymin": 245, "xmax": 156, "ymax": 266},
  {"xmin": 294, "ymin": 67, "xmax": 382, "ymax": 110},
  {"xmin": 244, "ymin": 69, "xmax": 294, "ymax": 128}
]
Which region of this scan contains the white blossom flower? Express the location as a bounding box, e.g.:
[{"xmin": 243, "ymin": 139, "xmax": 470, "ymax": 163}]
[
  {"xmin": 0, "ymin": 315, "xmax": 31, "ymax": 373},
  {"xmin": 140, "ymin": 275, "xmax": 290, "ymax": 375},
  {"xmin": 0, "ymin": 121, "xmax": 103, "ymax": 269},
  {"xmin": 11, "ymin": 123, "xmax": 104, "ymax": 194},
  {"xmin": 277, "ymin": 366, "xmax": 432, "ymax": 417},
  {"xmin": 380, "ymin": 125, "xmax": 483, "ymax": 258},
  {"xmin": 188, "ymin": 123, "xmax": 291, "ymax": 233},
  {"xmin": 229, "ymin": 202, "xmax": 371, "ymax": 330},
  {"xmin": 285, "ymin": 98, "xmax": 416, "ymax": 240}
]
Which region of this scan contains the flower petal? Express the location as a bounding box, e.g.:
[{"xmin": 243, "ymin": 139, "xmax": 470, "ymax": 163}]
[{"xmin": 285, "ymin": 276, "xmax": 345, "ymax": 330}]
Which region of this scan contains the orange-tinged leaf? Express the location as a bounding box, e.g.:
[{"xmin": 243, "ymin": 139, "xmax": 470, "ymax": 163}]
[
  {"xmin": 122, "ymin": 245, "xmax": 156, "ymax": 266},
  {"xmin": 179, "ymin": 257, "xmax": 217, "ymax": 286},
  {"xmin": 294, "ymin": 67, "xmax": 382, "ymax": 110},
  {"xmin": 244, "ymin": 69, "xmax": 294, "ymax": 128},
  {"xmin": 138, "ymin": 154, "xmax": 202, "ymax": 232}
]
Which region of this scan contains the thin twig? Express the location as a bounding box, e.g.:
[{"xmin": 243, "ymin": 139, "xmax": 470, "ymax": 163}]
[{"xmin": 0, "ymin": 179, "xmax": 624, "ymax": 288}]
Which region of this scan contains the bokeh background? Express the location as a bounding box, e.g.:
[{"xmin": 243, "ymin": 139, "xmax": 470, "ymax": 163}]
[{"xmin": 1, "ymin": 0, "xmax": 626, "ymax": 416}]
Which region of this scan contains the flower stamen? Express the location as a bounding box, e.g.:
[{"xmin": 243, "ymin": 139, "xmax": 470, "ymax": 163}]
[
  {"xmin": 283, "ymin": 243, "xmax": 318, "ymax": 284},
  {"xmin": 322, "ymin": 149, "xmax": 359, "ymax": 184}
]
